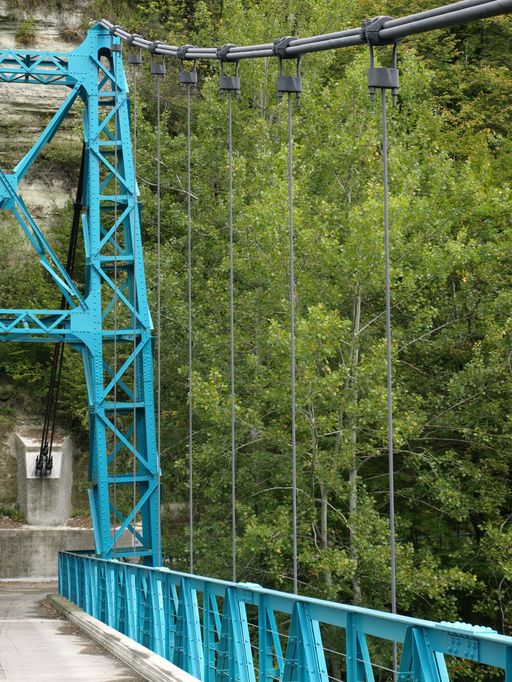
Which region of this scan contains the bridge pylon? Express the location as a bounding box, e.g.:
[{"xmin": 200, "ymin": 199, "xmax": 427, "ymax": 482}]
[{"xmin": 0, "ymin": 25, "xmax": 161, "ymax": 565}]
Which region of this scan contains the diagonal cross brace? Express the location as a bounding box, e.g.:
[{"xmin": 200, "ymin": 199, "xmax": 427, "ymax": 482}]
[
  {"xmin": 14, "ymin": 84, "xmax": 81, "ymax": 182},
  {"xmin": 0, "ymin": 168, "xmax": 86, "ymax": 307}
]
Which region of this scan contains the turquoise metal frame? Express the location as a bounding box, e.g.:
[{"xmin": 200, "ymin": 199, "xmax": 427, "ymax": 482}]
[
  {"xmin": 59, "ymin": 552, "xmax": 512, "ymax": 681},
  {"xmin": 0, "ymin": 27, "xmax": 160, "ymax": 564}
]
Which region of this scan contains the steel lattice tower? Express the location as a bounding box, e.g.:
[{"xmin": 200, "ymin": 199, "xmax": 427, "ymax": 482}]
[{"xmin": 0, "ymin": 26, "xmax": 160, "ymax": 565}]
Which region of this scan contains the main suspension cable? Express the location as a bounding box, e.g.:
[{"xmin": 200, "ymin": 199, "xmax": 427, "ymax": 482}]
[
  {"xmin": 36, "ymin": 139, "xmax": 85, "ymax": 480},
  {"xmin": 101, "ymin": 0, "xmax": 511, "ymax": 62}
]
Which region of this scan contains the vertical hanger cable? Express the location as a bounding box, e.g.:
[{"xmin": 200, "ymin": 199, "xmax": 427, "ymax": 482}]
[
  {"xmin": 381, "ymin": 85, "xmax": 397, "ymax": 674},
  {"xmin": 276, "ymin": 47, "xmax": 302, "ymax": 595},
  {"xmin": 186, "ymin": 81, "xmax": 194, "ymax": 574},
  {"xmin": 287, "ymin": 91, "xmax": 298, "ymax": 595},
  {"xmin": 227, "ymin": 90, "xmax": 237, "ymax": 583},
  {"xmin": 367, "ymin": 33, "xmax": 399, "ymax": 675}
]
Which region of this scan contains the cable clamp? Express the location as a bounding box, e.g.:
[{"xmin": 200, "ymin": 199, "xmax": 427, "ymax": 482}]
[
  {"xmin": 361, "ymin": 16, "xmax": 393, "ymax": 46},
  {"xmin": 178, "ymin": 46, "xmax": 198, "ymax": 87},
  {"xmin": 178, "ymin": 45, "xmax": 197, "ymax": 85},
  {"xmin": 151, "ymin": 62, "xmax": 167, "ymax": 76},
  {"xmin": 127, "ymin": 34, "xmax": 143, "ymax": 65},
  {"xmin": 149, "ymin": 40, "xmax": 164, "ymax": 54},
  {"xmin": 128, "ymin": 50, "xmax": 142, "ymax": 66},
  {"xmin": 108, "ymin": 24, "xmax": 120, "ymax": 36},
  {"xmin": 277, "ymin": 54, "xmax": 302, "ymax": 107},
  {"xmin": 364, "ymin": 18, "xmax": 399, "ymax": 106},
  {"xmin": 150, "ymin": 41, "xmax": 167, "ymax": 75},
  {"xmin": 126, "ymin": 33, "xmax": 141, "ymax": 45},
  {"xmin": 180, "ymin": 69, "xmax": 198, "ymax": 86},
  {"xmin": 273, "ymin": 36, "xmax": 296, "ymax": 59},
  {"xmin": 217, "ymin": 43, "xmax": 236, "ymax": 61},
  {"xmin": 217, "ymin": 44, "xmax": 240, "ymax": 95},
  {"xmin": 177, "ymin": 44, "xmax": 193, "ymax": 60}
]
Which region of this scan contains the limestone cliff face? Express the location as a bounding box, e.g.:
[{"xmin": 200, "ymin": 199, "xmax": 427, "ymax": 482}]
[{"xmin": 0, "ymin": 0, "xmax": 90, "ymax": 217}]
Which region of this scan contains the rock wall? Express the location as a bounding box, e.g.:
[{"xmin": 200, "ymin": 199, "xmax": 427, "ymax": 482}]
[
  {"xmin": 0, "ymin": 412, "xmax": 16, "ymax": 506},
  {"xmin": 0, "ymin": 0, "xmax": 90, "ymax": 216},
  {"xmin": 0, "ymin": 0, "xmax": 89, "ymax": 52}
]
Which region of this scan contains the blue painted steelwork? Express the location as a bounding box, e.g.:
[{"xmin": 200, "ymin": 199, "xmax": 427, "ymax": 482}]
[
  {"xmin": 59, "ymin": 552, "xmax": 512, "ymax": 681},
  {"xmin": 0, "ymin": 27, "xmax": 160, "ymax": 564}
]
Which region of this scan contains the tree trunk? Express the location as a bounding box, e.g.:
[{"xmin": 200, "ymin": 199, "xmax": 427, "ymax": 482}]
[
  {"xmin": 318, "ymin": 479, "xmax": 332, "ymax": 588},
  {"xmin": 309, "ymin": 402, "xmax": 333, "ymax": 589}
]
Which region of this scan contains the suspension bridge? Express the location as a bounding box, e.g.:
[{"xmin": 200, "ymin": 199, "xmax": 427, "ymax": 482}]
[{"xmin": 1, "ymin": 0, "xmax": 512, "ymax": 679}]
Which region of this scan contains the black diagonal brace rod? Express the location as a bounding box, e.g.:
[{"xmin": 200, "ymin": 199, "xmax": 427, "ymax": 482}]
[
  {"xmin": 37, "ymin": 143, "xmax": 86, "ymax": 478},
  {"xmin": 101, "ymin": 0, "xmax": 511, "ymax": 61}
]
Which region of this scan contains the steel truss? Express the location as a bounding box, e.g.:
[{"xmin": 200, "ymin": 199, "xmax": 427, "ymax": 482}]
[
  {"xmin": 0, "ymin": 26, "xmax": 160, "ymax": 565},
  {"xmin": 60, "ymin": 552, "xmax": 512, "ymax": 682}
]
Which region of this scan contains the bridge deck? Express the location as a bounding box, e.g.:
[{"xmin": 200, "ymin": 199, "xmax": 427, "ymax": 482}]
[{"xmin": 0, "ymin": 583, "xmax": 143, "ymax": 681}]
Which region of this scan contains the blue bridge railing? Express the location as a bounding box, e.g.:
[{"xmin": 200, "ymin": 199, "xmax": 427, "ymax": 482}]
[{"xmin": 59, "ymin": 551, "xmax": 512, "ymax": 681}]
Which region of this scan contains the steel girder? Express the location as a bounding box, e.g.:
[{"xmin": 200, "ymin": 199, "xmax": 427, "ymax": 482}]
[{"xmin": 0, "ymin": 26, "xmax": 160, "ymax": 565}]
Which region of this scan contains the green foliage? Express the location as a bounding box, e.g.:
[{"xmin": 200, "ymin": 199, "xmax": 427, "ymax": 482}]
[
  {"xmin": 134, "ymin": 0, "xmax": 512, "ymax": 646},
  {"xmin": 0, "ymin": 503, "xmax": 25, "ymax": 523},
  {"xmin": 8, "ymin": 0, "xmax": 66, "ymax": 9},
  {"xmin": 0, "ymin": 410, "xmax": 15, "ymax": 438},
  {"xmin": 15, "ymin": 15, "xmax": 36, "ymax": 47}
]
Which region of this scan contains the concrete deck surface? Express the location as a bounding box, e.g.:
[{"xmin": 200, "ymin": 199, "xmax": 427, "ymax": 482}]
[{"xmin": 0, "ymin": 584, "xmax": 143, "ymax": 681}]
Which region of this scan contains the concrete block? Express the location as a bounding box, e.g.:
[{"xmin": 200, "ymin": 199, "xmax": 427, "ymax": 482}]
[
  {"xmin": 0, "ymin": 526, "xmax": 141, "ymax": 578},
  {"xmin": 0, "ymin": 527, "xmax": 94, "ymax": 578},
  {"xmin": 0, "ymin": 447, "xmax": 17, "ymax": 505},
  {"xmin": 14, "ymin": 433, "xmax": 73, "ymax": 525}
]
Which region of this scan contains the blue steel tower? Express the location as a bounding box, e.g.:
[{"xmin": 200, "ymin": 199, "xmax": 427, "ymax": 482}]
[{"xmin": 0, "ymin": 26, "xmax": 161, "ymax": 565}]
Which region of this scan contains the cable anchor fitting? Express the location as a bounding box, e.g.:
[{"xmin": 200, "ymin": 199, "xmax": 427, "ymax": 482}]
[
  {"xmin": 274, "ymin": 37, "xmax": 302, "ymax": 107},
  {"xmin": 362, "ymin": 15, "xmax": 394, "ymax": 46},
  {"xmin": 178, "ymin": 45, "xmax": 198, "ymax": 88},
  {"xmin": 363, "ymin": 18, "xmax": 399, "ymax": 107},
  {"xmin": 109, "ymin": 26, "xmax": 122, "ymax": 53},
  {"xmin": 126, "ymin": 34, "xmax": 143, "ymax": 66},
  {"xmin": 150, "ymin": 41, "xmax": 167, "ymax": 76},
  {"xmin": 217, "ymin": 44, "xmax": 240, "ymax": 96}
]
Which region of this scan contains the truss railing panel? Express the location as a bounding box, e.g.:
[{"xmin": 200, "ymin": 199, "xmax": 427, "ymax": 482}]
[{"xmin": 59, "ymin": 552, "xmax": 512, "ymax": 682}]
